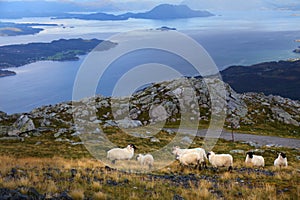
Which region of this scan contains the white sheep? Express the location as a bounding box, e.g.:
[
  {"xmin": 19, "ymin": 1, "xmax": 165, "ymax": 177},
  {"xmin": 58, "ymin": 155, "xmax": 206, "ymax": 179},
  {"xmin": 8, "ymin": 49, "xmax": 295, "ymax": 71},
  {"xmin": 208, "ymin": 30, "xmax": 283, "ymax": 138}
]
[
  {"xmin": 274, "ymin": 152, "xmax": 288, "ymax": 167},
  {"xmin": 245, "ymin": 152, "xmax": 265, "ymax": 167},
  {"xmin": 177, "ymin": 152, "xmax": 202, "ymax": 170},
  {"xmin": 207, "ymin": 151, "xmax": 233, "ymax": 171},
  {"xmin": 107, "ymin": 144, "xmax": 137, "ymax": 164},
  {"xmin": 136, "ymin": 154, "xmax": 154, "ymax": 169},
  {"xmin": 172, "ymin": 146, "xmax": 207, "ymax": 169}
]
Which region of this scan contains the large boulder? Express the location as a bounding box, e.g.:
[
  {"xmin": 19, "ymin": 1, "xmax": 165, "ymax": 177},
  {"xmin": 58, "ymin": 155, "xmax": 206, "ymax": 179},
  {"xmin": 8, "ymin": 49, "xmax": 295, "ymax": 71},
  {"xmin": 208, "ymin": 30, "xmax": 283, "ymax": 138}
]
[
  {"xmin": 116, "ymin": 117, "xmax": 142, "ymax": 129},
  {"xmin": 271, "ymin": 107, "xmax": 299, "ymax": 126},
  {"xmin": 8, "ymin": 115, "xmax": 36, "ymax": 136}
]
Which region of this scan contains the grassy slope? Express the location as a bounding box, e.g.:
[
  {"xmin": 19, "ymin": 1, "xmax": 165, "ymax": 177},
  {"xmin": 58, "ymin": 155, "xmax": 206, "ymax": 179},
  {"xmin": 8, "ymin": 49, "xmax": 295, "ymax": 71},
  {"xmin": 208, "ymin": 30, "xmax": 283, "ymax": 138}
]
[{"xmin": 0, "ymin": 127, "xmax": 299, "ymax": 199}]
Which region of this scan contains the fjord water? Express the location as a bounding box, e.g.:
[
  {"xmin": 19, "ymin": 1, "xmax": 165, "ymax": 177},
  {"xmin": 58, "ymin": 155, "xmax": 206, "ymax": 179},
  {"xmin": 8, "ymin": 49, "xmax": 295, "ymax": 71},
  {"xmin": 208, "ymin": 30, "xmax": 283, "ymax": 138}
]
[{"xmin": 0, "ymin": 10, "xmax": 300, "ymax": 114}]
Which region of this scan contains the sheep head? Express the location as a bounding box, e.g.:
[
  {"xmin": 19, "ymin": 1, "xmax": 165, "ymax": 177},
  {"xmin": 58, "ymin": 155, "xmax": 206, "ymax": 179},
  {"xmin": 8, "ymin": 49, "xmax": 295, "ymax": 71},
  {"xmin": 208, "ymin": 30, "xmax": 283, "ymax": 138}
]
[
  {"xmin": 207, "ymin": 151, "xmax": 214, "ymax": 159},
  {"xmin": 246, "ymin": 152, "xmax": 254, "ymax": 159},
  {"xmin": 280, "ymin": 152, "xmax": 286, "ymax": 159},
  {"xmin": 136, "ymin": 154, "xmax": 142, "ymax": 161},
  {"xmin": 129, "ymin": 144, "xmax": 137, "ymax": 150}
]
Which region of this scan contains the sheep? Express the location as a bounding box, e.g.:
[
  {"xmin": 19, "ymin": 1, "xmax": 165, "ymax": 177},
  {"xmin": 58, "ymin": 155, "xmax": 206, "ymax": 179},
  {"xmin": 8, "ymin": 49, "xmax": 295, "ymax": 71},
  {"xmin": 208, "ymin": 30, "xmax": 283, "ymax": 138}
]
[
  {"xmin": 274, "ymin": 152, "xmax": 288, "ymax": 168},
  {"xmin": 177, "ymin": 152, "xmax": 202, "ymax": 170},
  {"xmin": 107, "ymin": 144, "xmax": 137, "ymax": 164},
  {"xmin": 136, "ymin": 154, "xmax": 154, "ymax": 169},
  {"xmin": 245, "ymin": 152, "xmax": 265, "ymax": 167},
  {"xmin": 207, "ymin": 151, "xmax": 233, "ymax": 171},
  {"xmin": 172, "ymin": 146, "xmax": 207, "ymax": 169}
]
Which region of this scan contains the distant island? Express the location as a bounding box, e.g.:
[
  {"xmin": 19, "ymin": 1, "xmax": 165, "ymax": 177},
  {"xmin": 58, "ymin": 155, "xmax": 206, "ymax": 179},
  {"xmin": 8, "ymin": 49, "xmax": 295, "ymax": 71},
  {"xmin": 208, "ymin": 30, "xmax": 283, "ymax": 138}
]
[
  {"xmin": 156, "ymin": 26, "xmax": 177, "ymax": 31},
  {"xmin": 0, "ymin": 38, "xmax": 117, "ymax": 76},
  {"xmin": 0, "ymin": 22, "xmax": 58, "ymax": 36},
  {"xmin": 221, "ymin": 60, "xmax": 300, "ymax": 100},
  {"xmin": 54, "ymin": 4, "xmax": 214, "ymax": 21},
  {"xmin": 293, "ymin": 46, "xmax": 300, "ymax": 53},
  {"xmin": 0, "ymin": 69, "xmax": 16, "ymax": 77}
]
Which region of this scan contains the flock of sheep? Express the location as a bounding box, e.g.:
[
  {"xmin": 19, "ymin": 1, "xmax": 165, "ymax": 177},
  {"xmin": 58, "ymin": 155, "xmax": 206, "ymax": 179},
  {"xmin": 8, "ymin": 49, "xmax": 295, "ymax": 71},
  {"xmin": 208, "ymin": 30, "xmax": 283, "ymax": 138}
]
[{"xmin": 106, "ymin": 144, "xmax": 288, "ymax": 170}]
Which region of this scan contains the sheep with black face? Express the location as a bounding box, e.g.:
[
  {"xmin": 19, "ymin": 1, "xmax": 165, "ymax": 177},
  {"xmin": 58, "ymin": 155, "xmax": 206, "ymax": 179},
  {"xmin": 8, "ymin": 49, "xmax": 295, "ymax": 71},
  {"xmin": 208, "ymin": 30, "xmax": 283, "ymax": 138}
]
[
  {"xmin": 274, "ymin": 152, "xmax": 288, "ymax": 167},
  {"xmin": 245, "ymin": 152, "xmax": 264, "ymax": 167}
]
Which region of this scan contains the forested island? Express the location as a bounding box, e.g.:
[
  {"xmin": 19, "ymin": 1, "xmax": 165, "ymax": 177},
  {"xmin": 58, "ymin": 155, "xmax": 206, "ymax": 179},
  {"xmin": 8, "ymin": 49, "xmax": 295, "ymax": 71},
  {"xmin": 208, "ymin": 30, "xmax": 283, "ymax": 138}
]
[
  {"xmin": 0, "ymin": 22, "xmax": 58, "ymax": 36},
  {"xmin": 0, "ymin": 69, "xmax": 16, "ymax": 77},
  {"xmin": 0, "ymin": 38, "xmax": 117, "ymax": 71}
]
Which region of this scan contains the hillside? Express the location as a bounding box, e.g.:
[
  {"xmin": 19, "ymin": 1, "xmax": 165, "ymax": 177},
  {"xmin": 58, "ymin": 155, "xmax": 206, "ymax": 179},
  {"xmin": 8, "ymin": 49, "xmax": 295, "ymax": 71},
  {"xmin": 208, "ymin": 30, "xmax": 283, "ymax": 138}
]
[
  {"xmin": 0, "ymin": 77, "xmax": 299, "ymax": 199},
  {"xmin": 132, "ymin": 4, "xmax": 214, "ymax": 19},
  {"xmin": 221, "ymin": 60, "xmax": 300, "ymax": 100},
  {"xmin": 0, "ymin": 77, "xmax": 299, "ymax": 141}
]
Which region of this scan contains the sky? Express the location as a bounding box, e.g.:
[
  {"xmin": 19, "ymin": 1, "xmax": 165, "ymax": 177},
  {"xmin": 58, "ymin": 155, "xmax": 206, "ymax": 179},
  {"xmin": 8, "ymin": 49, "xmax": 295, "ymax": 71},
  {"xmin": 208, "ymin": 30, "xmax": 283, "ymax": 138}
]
[{"xmin": 1, "ymin": 0, "xmax": 300, "ymax": 12}]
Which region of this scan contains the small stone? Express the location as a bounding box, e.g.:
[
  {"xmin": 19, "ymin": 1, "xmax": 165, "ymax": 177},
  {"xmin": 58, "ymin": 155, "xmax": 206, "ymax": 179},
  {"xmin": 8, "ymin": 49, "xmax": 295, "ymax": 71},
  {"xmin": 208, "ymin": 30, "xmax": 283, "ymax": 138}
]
[
  {"xmin": 173, "ymin": 194, "xmax": 184, "ymax": 200},
  {"xmin": 150, "ymin": 137, "xmax": 160, "ymax": 143},
  {"xmin": 230, "ymin": 149, "xmax": 245, "ymax": 154},
  {"xmin": 181, "ymin": 136, "xmax": 193, "ymax": 144}
]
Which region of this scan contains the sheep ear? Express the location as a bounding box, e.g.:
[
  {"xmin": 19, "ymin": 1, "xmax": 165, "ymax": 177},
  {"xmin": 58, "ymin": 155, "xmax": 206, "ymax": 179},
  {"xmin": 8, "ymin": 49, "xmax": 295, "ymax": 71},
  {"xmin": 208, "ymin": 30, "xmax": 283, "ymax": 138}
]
[
  {"xmin": 131, "ymin": 144, "xmax": 137, "ymax": 150},
  {"xmin": 207, "ymin": 152, "xmax": 210, "ymax": 158}
]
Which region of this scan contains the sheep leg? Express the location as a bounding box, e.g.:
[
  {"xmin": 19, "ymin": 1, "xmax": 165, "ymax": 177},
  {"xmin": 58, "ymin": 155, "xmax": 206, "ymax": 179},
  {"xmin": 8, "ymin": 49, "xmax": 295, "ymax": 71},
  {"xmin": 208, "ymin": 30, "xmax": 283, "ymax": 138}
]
[
  {"xmin": 228, "ymin": 166, "xmax": 233, "ymax": 172},
  {"xmin": 197, "ymin": 164, "xmax": 201, "ymax": 171},
  {"xmin": 204, "ymin": 162, "xmax": 208, "ymax": 169},
  {"xmin": 111, "ymin": 160, "xmax": 116, "ymax": 164}
]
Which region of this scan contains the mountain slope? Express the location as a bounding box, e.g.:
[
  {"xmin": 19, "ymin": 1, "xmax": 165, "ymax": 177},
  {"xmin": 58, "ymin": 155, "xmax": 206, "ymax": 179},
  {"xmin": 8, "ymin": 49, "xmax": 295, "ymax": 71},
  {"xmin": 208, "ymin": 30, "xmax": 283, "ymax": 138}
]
[
  {"xmin": 132, "ymin": 4, "xmax": 214, "ymax": 19},
  {"xmin": 221, "ymin": 60, "xmax": 300, "ymax": 100}
]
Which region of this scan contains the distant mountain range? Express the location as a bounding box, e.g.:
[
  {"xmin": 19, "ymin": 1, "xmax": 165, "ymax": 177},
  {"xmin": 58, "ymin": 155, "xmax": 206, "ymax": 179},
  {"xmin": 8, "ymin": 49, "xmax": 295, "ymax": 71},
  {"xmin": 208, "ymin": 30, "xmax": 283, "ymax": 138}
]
[
  {"xmin": 182, "ymin": 0, "xmax": 300, "ymax": 11},
  {"xmin": 54, "ymin": 4, "xmax": 214, "ymax": 21},
  {"xmin": 221, "ymin": 60, "xmax": 300, "ymax": 100},
  {"xmin": 0, "ymin": 0, "xmax": 299, "ymax": 20}
]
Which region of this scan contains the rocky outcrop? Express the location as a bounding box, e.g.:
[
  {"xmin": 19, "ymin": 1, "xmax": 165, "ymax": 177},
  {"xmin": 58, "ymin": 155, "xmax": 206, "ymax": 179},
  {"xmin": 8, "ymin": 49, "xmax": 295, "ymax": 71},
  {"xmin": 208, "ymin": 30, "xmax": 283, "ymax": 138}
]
[
  {"xmin": 0, "ymin": 77, "xmax": 299, "ymax": 141},
  {"xmin": 7, "ymin": 115, "xmax": 36, "ymax": 137}
]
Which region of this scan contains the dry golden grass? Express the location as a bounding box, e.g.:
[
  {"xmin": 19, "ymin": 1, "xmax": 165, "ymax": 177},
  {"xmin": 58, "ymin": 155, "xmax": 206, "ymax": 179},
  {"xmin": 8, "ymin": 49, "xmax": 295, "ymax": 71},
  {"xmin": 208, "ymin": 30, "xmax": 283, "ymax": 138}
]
[
  {"xmin": 0, "ymin": 153, "xmax": 299, "ymax": 199},
  {"xmin": 93, "ymin": 191, "xmax": 107, "ymax": 200},
  {"xmin": 69, "ymin": 188, "xmax": 85, "ymax": 200},
  {"xmin": 0, "ymin": 128, "xmax": 299, "ymax": 199}
]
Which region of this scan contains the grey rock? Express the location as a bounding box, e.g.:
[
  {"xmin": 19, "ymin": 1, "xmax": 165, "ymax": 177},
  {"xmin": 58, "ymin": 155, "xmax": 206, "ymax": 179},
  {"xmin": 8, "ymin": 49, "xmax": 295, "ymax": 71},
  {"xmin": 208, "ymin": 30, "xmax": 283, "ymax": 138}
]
[
  {"xmin": 8, "ymin": 115, "xmax": 36, "ymax": 136},
  {"xmin": 0, "ymin": 137, "xmax": 24, "ymax": 141},
  {"xmin": 54, "ymin": 128, "xmax": 68, "ymax": 138},
  {"xmin": 230, "ymin": 149, "xmax": 245, "ymax": 154},
  {"xmin": 116, "ymin": 118, "xmax": 142, "ymax": 129},
  {"xmin": 55, "ymin": 138, "xmax": 71, "ymax": 142},
  {"xmin": 271, "ymin": 107, "xmax": 299, "ymax": 126},
  {"xmin": 71, "ymin": 142, "xmax": 84, "ymax": 146},
  {"xmin": 265, "ymin": 144, "xmax": 275, "ymax": 148},
  {"xmin": 166, "ymin": 129, "xmax": 175, "ymax": 135},
  {"xmin": 253, "ymin": 149, "xmax": 265, "ymax": 153},
  {"xmin": 103, "ymin": 120, "xmax": 118, "ymax": 128},
  {"xmin": 181, "ymin": 136, "xmax": 193, "ymax": 144},
  {"xmin": 296, "ymin": 156, "xmax": 300, "ymax": 160},
  {"xmin": 150, "ymin": 137, "xmax": 160, "ymax": 143},
  {"xmin": 242, "ymin": 141, "xmax": 262, "ymax": 148},
  {"xmin": 71, "ymin": 131, "xmax": 81, "ymax": 137}
]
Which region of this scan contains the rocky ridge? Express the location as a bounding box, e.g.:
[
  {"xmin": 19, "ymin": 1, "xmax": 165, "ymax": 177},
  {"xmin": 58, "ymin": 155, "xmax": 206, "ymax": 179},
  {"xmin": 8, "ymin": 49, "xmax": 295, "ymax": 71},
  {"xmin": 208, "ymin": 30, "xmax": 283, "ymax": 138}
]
[{"xmin": 0, "ymin": 77, "xmax": 299, "ymax": 142}]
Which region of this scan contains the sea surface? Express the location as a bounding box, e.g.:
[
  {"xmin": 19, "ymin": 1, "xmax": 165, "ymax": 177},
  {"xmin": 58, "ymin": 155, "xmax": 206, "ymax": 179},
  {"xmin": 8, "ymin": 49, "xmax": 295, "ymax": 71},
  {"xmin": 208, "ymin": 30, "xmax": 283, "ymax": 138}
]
[{"xmin": 0, "ymin": 10, "xmax": 300, "ymax": 114}]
